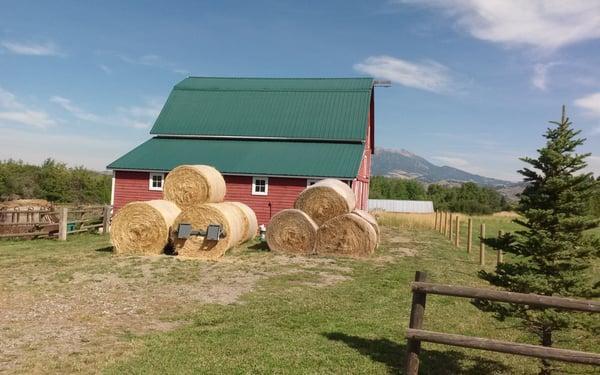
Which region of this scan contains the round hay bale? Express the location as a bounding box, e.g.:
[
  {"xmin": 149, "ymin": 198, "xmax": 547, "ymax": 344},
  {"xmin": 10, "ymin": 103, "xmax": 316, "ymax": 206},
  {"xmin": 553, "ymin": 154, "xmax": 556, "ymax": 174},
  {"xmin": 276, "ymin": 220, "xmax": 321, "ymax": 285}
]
[
  {"xmin": 110, "ymin": 200, "xmax": 181, "ymax": 255},
  {"xmin": 172, "ymin": 203, "xmax": 245, "ymax": 260},
  {"xmin": 351, "ymin": 209, "xmax": 380, "ymax": 244},
  {"xmin": 163, "ymin": 165, "xmax": 226, "ymax": 209},
  {"xmin": 266, "ymin": 209, "xmax": 318, "ymax": 256},
  {"xmin": 294, "ymin": 179, "xmax": 356, "ymax": 225},
  {"xmin": 316, "ymin": 213, "xmax": 377, "ymax": 258},
  {"xmin": 224, "ymin": 202, "xmax": 258, "ymax": 242}
]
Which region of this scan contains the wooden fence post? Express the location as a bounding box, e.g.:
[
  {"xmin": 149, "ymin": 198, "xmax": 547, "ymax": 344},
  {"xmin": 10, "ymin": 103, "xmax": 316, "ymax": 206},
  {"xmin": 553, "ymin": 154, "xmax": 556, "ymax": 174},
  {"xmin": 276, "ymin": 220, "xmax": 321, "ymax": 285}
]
[
  {"xmin": 405, "ymin": 271, "xmax": 428, "ymax": 375},
  {"xmin": 448, "ymin": 213, "xmax": 453, "ymax": 240},
  {"xmin": 454, "ymin": 217, "xmax": 460, "ymax": 247},
  {"xmin": 467, "ymin": 218, "xmax": 473, "ymax": 254},
  {"xmin": 58, "ymin": 207, "xmax": 68, "ymax": 241},
  {"xmin": 440, "ymin": 211, "xmax": 448, "ymax": 236},
  {"xmin": 102, "ymin": 205, "xmax": 112, "ymax": 234},
  {"xmin": 497, "ymin": 230, "xmax": 504, "ymax": 264},
  {"xmin": 479, "ymin": 223, "xmax": 486, "ymax": 266}
]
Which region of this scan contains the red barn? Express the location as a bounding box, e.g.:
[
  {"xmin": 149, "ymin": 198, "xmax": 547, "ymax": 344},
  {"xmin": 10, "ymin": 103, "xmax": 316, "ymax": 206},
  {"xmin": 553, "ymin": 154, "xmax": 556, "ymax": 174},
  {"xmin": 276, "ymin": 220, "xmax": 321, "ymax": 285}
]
[{"xmin": 107, "ymin": 77, "xmax": 375, "ymax": 225}]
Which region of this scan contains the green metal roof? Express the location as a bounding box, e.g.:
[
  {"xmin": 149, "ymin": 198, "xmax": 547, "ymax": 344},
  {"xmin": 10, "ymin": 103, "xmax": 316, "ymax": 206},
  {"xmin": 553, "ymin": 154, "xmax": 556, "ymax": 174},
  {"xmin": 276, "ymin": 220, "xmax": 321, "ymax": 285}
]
[
  {"xmin": 150, "ymin": 77, "xmax": 373, "ymax": 141},
  {"xmin": 107, "ymin": 137, "xmax": 364, "ymax": 178}
]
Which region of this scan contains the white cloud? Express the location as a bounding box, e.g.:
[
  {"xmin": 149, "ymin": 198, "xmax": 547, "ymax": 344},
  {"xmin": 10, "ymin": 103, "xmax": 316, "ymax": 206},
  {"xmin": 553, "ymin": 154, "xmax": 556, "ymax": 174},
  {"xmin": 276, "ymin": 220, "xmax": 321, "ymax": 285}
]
[
  {"xmin": 1, "ymin": 40, "xmax": 62, "ymax": 56},
  {"xmin": 0, "ymin": 87, "xmax": 56, "ymax": 128},
  {"xmin": 398, "ymin": 0, "xmax": 600, "ymax": 50},
  {"xmin": 531, "ymin": 62, "xmax": 560, "ymax": 90},
  {"xmin": 51, "ymin": 95, "xmax": 163, "ymax": 130},
  {"xmin": 117, "ymin": 53, "xmax": 189, "ymax": 75},
  {"xmin": 585, "ymin": 156, "xmax": 600, "ymax": 176},
  {"xmin": 574, "ymin": 92, "xmax": 600, "ymax": 118},
  {"xmin": 0, "ymin": 127, "xmax": 134, "ymax": 171},
  {"xmin": 432, "ymin": 156, "xmax": 470, "ymax": 168},
  {"xmin": 50, "ymin": 96, "xmax": 102, "ymax": 122},
  {"xmin": 354, "ymin": 55, "xmax": 452, "ymax": 93}
]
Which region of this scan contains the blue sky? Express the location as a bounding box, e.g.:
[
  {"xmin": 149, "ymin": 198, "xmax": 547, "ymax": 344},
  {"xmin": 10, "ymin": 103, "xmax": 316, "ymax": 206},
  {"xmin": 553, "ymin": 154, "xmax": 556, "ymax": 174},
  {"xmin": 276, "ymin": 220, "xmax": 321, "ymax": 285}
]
[{"xmin": 0, "ymin": 0, "xmax": 599, "ymax": 181}]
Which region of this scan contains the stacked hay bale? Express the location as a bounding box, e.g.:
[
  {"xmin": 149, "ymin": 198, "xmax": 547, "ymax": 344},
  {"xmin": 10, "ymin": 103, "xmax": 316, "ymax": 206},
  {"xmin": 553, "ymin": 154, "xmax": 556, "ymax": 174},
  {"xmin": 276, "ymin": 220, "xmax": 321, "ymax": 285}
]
[
  {"xmin": 110, "ymin": 165, "xmax": 258, "ymax": 259},
  {"xmin": 267, "ymin": 179, "xmax": 379, "ymax": 258}
]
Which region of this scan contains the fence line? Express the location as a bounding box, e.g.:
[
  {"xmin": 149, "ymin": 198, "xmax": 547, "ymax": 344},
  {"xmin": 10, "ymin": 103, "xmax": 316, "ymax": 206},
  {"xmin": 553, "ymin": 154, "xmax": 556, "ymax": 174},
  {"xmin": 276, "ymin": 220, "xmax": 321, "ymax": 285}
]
[
  {"xmin": 0, "ymin": 205, "xmax": 111, "ymax": 240},
  {"xmin": 405, "ymin": 271, "xmax": 600, "ymax": 374}
]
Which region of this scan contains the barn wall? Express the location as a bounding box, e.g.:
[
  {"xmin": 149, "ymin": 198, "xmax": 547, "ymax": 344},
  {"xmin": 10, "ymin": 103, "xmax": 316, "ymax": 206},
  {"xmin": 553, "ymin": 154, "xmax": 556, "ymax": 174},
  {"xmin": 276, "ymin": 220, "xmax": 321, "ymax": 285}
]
[
  {"xmin": 113, "ymin": 171, "xmax": 307, "ymax": 224},
  {"xmin": 113, "ymin": 171, "xmax": 163, "ymax": 210},
  {"xmin": 223, "ymin": 175, "xmax": 306, "ymax": 225}
]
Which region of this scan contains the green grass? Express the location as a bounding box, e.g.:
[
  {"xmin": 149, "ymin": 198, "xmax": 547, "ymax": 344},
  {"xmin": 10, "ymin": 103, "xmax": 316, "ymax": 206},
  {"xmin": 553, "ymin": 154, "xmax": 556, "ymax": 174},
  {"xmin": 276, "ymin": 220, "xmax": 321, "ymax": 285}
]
[{"xmin": 2, "ymin": 224, "xmax": 598, "ymax": 374}]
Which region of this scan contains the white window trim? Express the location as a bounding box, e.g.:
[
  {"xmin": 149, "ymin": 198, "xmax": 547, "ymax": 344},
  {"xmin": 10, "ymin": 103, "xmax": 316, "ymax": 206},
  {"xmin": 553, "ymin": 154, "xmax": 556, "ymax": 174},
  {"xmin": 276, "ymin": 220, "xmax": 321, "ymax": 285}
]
[
  {"xmin": 307, "ymin": 178, "xmax": 321, "ymax": 187},
  {"xmin": 252, "ymin": 176, "xmax": 269, "ymax": 196},
  {"xmin": 149, "ymin": 172, "xmax": 165, "ymax": 191}
]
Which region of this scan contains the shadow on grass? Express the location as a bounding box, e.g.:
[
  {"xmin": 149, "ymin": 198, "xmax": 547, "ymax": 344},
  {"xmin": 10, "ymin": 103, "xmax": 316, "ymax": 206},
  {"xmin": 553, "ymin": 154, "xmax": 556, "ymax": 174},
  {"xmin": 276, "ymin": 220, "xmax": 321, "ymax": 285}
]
[
  {"xmin": 95, "ymin": 246, "xmax": 114, "ymax": 252},
  {"xmin": 248, "ymin": 241, "xmax": 269, "ymax": 251},
  {"xmin": 323, "ymin": 332, "xmax": 509, "ymax": 374}
]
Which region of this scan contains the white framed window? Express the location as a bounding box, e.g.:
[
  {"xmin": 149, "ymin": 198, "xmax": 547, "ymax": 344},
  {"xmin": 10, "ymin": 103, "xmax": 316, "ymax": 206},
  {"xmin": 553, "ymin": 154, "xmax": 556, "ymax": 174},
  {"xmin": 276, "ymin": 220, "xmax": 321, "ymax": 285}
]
[
  {"xmin": 149, "ymin": 173, "xmax": 165, "ymax": 191},
  {"xmin": 252, "ymin": 176, "xmax": 268, "ymax": 196},
  {"xmin": 307, "ymin": 179, "xmax": 321, "ymax": 187}
]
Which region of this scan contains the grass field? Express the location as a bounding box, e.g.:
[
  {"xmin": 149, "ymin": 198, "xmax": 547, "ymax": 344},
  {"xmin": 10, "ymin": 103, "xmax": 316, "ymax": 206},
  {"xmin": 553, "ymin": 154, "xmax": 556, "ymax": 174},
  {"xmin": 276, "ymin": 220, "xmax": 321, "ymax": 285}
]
[{"xmin": 1, "ymin": 216, "xmax": 598, "ymax": 374}]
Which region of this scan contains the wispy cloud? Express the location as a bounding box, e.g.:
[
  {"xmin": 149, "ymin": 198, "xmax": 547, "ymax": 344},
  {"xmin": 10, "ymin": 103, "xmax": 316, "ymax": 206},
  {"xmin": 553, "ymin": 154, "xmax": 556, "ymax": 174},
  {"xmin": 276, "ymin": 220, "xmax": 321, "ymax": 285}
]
[
  {"xmin": 0, "ymin": 87, "xmax": 56, "ymax": 128},
  {"xmin": 432, "ymin": 156, "xmax": 470, "ymax": 168},
  {"xmin": 531, "ymin": 62, "xmax": 561, "ymax": 91},
  {"xmin": 98, "ymin": 64, "xmax": 112, "ymax": 75},
  {"xmin": 397, "ymin": 1, "xmax": 600, "ymax": 50},
  {"xmin": 353, "ymin": 55, "xmax": 452, "ymax": 93},
  {"xmin": 51, "ymin": 95, "xmax": 163, "ymax": 130},
  {"xmin": 574, "ymin": 92, "xmax": 600, "ymax": 117},
  {"xmin": 1, "ymin": 40, "xmax": 63, "ymax": 56},
  {"xmin": 116, "ymin": 53, "xmax": 189, "ymax": 75}
]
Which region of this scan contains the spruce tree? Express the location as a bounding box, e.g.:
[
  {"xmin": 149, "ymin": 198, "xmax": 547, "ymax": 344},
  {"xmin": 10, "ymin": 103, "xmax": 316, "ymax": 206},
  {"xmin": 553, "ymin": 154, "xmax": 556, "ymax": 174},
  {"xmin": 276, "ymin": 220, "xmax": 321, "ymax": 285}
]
[{"xmin": 476, "ymin": 107, "xmax": 600, "ymax": 375}]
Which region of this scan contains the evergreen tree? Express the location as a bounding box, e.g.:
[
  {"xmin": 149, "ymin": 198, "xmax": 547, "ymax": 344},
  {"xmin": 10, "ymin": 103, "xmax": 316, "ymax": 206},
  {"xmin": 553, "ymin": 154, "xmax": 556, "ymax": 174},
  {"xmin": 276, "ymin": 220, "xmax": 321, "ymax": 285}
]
[{"xmin": 477, "ymin": 107, "xmax": 600, "ymax": 374}]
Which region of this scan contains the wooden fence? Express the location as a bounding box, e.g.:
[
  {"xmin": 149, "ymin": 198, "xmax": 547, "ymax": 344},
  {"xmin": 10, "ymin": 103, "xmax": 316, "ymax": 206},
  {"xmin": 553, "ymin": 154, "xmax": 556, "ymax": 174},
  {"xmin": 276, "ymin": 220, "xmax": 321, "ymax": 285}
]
[
  {"xmin": 433, "ymin": 211, "xmax": 506, "ymax": 266},
  {"xmin": 405, "ymin": 271, "xmax": 600, "ymax": 374},
  {"xmin": 0, "ymin": 205, "xmax": 111, "ymax": 240}
]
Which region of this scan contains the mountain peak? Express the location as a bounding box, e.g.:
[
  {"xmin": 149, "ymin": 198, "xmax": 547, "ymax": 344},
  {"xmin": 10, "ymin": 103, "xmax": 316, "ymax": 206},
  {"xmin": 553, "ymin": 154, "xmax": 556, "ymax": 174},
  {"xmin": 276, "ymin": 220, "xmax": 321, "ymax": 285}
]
[{"xmin": 372, "ymin": 148, "xmax": 512, "ymax": 187}]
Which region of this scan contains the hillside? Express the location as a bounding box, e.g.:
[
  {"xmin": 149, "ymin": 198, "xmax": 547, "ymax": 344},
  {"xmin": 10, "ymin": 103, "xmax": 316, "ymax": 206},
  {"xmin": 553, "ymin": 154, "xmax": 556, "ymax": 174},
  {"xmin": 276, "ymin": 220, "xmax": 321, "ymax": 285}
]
[{"xmin": 371, "ymin": 148, "xmax": 514, "ymax": 187}]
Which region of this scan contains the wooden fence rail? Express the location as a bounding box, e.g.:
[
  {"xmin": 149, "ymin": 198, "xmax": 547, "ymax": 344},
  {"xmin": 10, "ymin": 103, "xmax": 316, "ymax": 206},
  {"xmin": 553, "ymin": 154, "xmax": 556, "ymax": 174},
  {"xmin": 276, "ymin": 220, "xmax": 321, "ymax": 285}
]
[
  {"xmin": 0, "ymin": 205, "xmax": 112, "ymax": 240},
  {"xmin": 405, "ymin": 271, "xmax": 600, "ymax": 374}
]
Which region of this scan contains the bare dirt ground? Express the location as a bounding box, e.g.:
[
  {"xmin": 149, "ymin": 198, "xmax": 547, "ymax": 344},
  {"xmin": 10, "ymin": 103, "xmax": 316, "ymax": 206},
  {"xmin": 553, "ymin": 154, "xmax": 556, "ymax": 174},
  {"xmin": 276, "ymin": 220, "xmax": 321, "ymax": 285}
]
[{"xmin": 0, "ymin": 231, "xmax": 416, "ymax": 374}]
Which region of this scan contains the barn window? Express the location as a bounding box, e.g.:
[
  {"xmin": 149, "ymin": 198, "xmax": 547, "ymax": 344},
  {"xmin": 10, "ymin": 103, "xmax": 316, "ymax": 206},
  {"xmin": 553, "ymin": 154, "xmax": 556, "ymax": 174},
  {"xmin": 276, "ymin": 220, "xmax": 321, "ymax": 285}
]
[
  {"xmin": 307, "ymin": 179, "xmax": 320, "ymax": 187},
  {"xmin": 149, "ymin": 173, "xmax": 164, "ymax": 191},
  {"xmin": 252, "ymin": 176, "xmax": 268, "ymax": 195}
]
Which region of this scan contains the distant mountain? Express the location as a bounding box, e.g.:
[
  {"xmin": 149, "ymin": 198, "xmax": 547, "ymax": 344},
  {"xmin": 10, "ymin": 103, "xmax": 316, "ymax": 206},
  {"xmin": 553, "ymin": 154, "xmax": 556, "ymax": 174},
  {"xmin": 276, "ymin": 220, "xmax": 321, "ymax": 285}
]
[{"xmin": 372, "ymin": 148, "xmax": 514, "ymax": 187}]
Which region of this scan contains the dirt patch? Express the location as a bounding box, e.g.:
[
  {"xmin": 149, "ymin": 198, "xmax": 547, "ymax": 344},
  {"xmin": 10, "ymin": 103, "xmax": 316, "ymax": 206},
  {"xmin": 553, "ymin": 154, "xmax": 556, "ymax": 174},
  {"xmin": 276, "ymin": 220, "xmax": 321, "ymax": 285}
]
[{"xmin": 0, "ymin": 241, "xmax": 357, "ymax": 374}]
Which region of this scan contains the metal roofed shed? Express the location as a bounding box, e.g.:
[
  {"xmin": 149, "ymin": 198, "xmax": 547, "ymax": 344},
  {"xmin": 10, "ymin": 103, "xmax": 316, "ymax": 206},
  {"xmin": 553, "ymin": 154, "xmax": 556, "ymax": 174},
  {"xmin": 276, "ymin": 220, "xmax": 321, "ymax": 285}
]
[{"xmin": 368, "ymin": 199, "xmax": 434, "ymax": 213}]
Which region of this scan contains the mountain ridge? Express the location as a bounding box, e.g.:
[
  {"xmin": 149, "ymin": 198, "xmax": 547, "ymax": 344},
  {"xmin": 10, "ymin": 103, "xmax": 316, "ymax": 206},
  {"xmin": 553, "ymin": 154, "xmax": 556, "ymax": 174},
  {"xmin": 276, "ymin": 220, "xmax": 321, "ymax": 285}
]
[{"xmin": 371, "ymin": 148, "xmax": 514, "ymax": 187}]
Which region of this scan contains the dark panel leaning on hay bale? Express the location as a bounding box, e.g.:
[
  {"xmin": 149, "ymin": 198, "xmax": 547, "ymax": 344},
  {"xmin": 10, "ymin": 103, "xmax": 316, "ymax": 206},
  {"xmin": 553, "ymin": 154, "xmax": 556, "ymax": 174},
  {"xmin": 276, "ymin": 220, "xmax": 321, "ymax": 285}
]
[
  {"xmin": 267, "ymin": 178, "xmax": 380, "ymax": 258},
  {"xmin": 171, "ymin": 203, "xmax": 248, "ymax": 260},
  {"xmin": 266, "ymin": 209, "xmax": 319, "ymax": 256},
  {"xmin": 110, "ymin": 200, "xmax": 181, "ymax": 255}
]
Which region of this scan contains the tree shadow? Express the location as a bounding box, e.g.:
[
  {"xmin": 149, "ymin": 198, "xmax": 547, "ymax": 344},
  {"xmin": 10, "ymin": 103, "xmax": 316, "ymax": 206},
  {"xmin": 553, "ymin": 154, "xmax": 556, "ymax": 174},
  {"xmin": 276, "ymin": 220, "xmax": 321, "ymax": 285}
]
[{"xmin": 323, "ymin": 332, "xmax": 510, "ymax": 374}]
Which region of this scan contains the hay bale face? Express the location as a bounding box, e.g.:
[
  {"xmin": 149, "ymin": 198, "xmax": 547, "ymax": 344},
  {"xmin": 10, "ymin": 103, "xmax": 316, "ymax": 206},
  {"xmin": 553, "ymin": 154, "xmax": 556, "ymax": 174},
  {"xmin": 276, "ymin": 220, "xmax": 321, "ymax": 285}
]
[
  {"xmin": 110, "ymin": 200, "xmax": 181, "ymax": 255},
  {"xmin": 163, "ymin": 165, "xmax": 226, "ymax": 209},
  {"xmin": 223, "ymin": 202, "xmax": 258, "ymax": 242},
  {"xmin": 316, "ymin": 213, "xmax": 377, "ymax": 258},
  {"xmin": 172, "ymin": 203, "xmax": 245, "ymax": 260},
  {"xmin": 294, "ymin": 179, "xmax": 356, "ymax": 225},
  {"xmin": 351, "ymin": 209, "xmax": 380, "ymax": 244},
  {"xmin": 266, "ymin": 209, "xmax": 318, "ymax": 256}
]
